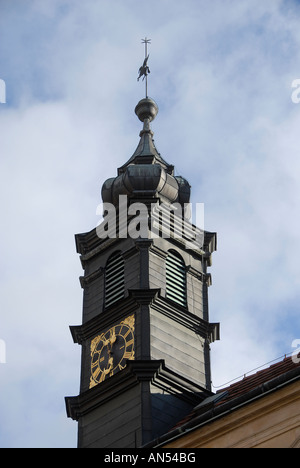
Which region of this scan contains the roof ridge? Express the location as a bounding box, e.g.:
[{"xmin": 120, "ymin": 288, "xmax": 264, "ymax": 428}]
[
  {"xmin": 216, "ymin": 354, "xmax": 300, "ymax": 396},
  {"xmin": 215, "ymin": 353, "xmax": 299, "ymax": 393}
]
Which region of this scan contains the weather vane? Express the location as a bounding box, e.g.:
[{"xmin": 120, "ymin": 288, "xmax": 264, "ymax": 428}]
[{"xmin": 137, "ymin": 37, "xmax": 151, "ymax": 98}]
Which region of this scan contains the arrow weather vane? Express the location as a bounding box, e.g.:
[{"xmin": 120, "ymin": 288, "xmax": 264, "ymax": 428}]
[{"xmin": 137, "ymin": 37, "xmax": 151, "ymax": 98}]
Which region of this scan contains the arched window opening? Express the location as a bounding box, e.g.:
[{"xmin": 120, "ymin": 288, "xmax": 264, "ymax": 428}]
[
  {"xmin": 105, "ymin": 252, "xmax": 124, "ymax": 308},
  {"xmin": 166, "ymin": 250, "xmax": 187, "ymax": 307}
]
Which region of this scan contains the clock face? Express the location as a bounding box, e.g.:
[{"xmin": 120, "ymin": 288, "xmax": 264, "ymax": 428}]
[{"xmin": 89, "ymin": 315, "xmax": 135, "ymax": 388}]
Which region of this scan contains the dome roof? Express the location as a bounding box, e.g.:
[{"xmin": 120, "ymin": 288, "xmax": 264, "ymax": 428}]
[{"xmin": 101, "ymin": 97, "xmax": 190, "ymax": 208}]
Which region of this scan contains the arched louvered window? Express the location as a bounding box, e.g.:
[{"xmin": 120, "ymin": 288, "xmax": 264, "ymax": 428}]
[
  {"xmin": 105, "ymin": 252, "xmax": 124, "ymax": 308},
  {"xmin": 166, "ymin": 250, "xmax": 187, "ymax": 307}
]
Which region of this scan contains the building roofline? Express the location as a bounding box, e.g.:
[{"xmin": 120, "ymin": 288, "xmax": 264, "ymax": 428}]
[{"xmin": 144, "ymin": 357, "xmax": 300, "ymax": 448}]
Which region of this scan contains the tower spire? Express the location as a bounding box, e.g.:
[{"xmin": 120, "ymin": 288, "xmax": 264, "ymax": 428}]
[
  {"xmin": 65, "ymin": 44, "xmax": 219, "ymax": 448},
  {"xmin": 137, "ymin": 37, "xmax": 151, "ymax": 98}
]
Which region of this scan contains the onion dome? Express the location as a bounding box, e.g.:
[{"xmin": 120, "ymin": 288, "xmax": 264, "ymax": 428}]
[{"xmin": 101, "ymin": 97, "xmax": 190, "ymax": 208}]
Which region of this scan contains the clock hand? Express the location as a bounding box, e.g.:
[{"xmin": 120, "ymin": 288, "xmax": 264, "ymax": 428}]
[
  {"xmin": 101, "ymin": 356, "xmax": 114, "ymax": 379},
  {"xmin": 109, "ymin": 328, "xmax": 116, "ymax": 346},
  {"xmin": 107, "ymin": 356, "xmax": 114, "ymax": 375},
  {"xmin": 100, "ymin": 333, "xmax": 110, "ymax": 347}
]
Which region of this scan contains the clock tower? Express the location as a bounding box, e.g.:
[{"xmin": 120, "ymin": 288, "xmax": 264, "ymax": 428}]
[{"xmin": 65, "ymin": 96, "xmax": 220, "ymax": 448}]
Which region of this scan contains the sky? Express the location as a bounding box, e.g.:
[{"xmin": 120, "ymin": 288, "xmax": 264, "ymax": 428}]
[{"xmin": 1, "ymin": 0, "xmax": 300, "ymax": 448}]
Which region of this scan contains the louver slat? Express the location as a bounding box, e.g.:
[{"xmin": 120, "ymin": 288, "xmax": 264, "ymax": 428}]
[
  {"xmin": 166, "ymin": 251, "xmax": 187, "ymax": 307},
  {"xmin": 105, "ymin": 253, "xmax": 124, "ymax": 308}
]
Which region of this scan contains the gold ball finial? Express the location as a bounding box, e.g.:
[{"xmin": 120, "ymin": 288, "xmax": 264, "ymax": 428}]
[{"xmin": 135, "ymin": 97, "xmax": 158, "ymax": 122}]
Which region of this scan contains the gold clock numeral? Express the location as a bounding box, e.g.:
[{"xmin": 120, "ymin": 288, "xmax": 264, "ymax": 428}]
[
  {"xmin": 91, "ymin": 360, "xmax": 98, "ymax": 369},
  {"xmin": 92, "ymin": 367, "xmax": 101, "ymax": 380},
  {"xmin": 123, "ymin": 328, "xmax": 131, "ymax": 339}
]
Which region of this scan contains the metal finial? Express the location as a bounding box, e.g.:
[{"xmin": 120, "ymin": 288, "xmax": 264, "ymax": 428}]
[{"xmin": 137, "ymin": 37, "xmax": 151, "ymax": 98}]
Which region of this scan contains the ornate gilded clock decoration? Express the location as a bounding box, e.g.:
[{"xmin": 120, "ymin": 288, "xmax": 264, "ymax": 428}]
[{"xmin": 89, "ymin": 315, "xmax": 135, "ymax": 388}]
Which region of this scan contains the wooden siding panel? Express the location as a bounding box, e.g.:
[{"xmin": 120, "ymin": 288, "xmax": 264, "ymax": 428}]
[
  {"xmin": 150, "ymin": 309, "xmax": 206, "ymax": 387},
  {"xmin": 149, "ymin": 251, "xmax": 166, "ymax": 291},
  {"xmin": 124, "ymin": 253, "xmax": 140, "ymax": 290},
  {"xmin": 79, "ymin": 386, "xmax": 142, "ymax": 448}
]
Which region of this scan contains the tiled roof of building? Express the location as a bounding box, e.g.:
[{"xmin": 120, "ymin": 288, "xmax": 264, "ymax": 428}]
[
  {"xmin": 171, "ymin": 354, "xmax": 300, "ymax": 431},
  {"xmin": 215, "ymin": 354, "xmax": 300, "ymax": 406}
]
